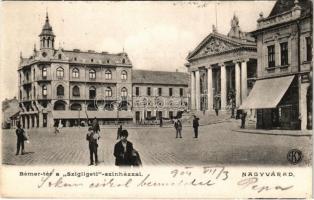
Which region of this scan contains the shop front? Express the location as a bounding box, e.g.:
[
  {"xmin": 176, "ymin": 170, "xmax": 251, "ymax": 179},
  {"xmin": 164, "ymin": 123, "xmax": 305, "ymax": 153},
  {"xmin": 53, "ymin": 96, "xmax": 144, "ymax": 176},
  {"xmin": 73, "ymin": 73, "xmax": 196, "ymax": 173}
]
[{"xmin": 239, "ymin": 75, "xmax": 299, "ymax": 130}]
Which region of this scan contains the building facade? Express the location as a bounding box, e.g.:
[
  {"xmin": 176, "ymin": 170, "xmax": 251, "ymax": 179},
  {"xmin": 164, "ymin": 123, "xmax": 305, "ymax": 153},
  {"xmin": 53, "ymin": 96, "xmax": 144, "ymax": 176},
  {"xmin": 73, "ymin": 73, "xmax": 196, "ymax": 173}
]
[
  {"xmin": 17, "ymin": 14, "xmax": 189, "ymax": 128},
  {"xmin": 240, "ymin": 0, "xmax": 312, "ymax": 130},
  {"xmin": 186, "ymin": 16, "xmax": 257, "ymax": 114},
  {"xmin": 2, "ymin": 97, "xmax": 19, "ymax": 129},
  {"xmin": 132, "ymin": 70, "xmax": 189, "ymax": 123}
]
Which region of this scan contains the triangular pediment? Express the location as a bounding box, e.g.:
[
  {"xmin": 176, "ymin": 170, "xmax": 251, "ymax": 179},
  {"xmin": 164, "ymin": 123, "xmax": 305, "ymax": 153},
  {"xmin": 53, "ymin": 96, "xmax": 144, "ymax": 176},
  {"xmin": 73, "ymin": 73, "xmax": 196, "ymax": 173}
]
[{"xmin": 187, "ymin": 33, "xmax": 242, "ymax": 60}]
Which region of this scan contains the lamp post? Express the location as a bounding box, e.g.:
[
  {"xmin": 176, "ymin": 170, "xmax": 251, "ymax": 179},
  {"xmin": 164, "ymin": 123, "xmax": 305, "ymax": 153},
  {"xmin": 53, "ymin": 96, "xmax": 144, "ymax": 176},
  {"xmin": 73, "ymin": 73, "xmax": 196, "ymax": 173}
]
[{"xmin": 78, "ymin": 107, "xmax": 81, "ymax": 127}]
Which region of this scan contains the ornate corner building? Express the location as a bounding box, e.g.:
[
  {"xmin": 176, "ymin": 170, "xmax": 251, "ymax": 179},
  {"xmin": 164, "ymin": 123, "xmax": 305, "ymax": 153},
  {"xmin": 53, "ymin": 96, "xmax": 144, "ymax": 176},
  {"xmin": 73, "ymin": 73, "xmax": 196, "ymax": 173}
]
[
  {"xmin": 18, "ymin": 13, "xmax": 189, "ymax": 128},
  {"xmin": 241, "ymin": 0, "xmax": 313, "ymax": 130}
]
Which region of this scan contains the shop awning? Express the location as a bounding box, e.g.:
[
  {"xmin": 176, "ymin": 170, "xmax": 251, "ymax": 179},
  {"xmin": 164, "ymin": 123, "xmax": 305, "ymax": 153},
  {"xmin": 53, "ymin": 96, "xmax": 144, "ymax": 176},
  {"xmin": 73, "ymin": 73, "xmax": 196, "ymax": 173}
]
[{"xmin": 239, "ymin": 75, "xmax": 295, "ymax": 110}]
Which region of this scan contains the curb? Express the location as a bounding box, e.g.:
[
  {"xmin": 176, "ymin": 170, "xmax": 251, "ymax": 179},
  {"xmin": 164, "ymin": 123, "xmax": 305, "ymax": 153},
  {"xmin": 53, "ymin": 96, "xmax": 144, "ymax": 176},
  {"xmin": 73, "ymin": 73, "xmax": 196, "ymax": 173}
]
[{"xmin": 232, "ymin": 129, "xmax": 312, "ymax": 137}]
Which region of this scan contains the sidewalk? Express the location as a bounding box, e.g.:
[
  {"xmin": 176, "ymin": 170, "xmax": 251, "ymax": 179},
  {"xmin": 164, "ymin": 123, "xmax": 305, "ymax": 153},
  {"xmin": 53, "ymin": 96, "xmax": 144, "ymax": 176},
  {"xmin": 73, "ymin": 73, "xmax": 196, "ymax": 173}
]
[{"xmin": 233, "ymin": 128, "xmax": 312, "ymax": 137}]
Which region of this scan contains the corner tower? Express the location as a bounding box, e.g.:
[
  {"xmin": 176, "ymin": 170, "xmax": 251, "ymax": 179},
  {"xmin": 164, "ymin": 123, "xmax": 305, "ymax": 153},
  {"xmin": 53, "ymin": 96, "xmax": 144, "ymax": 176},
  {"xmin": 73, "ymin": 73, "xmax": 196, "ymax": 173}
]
[{"xmin": 39, "ymin": 12, "xmax": 55, "ymax": 50}]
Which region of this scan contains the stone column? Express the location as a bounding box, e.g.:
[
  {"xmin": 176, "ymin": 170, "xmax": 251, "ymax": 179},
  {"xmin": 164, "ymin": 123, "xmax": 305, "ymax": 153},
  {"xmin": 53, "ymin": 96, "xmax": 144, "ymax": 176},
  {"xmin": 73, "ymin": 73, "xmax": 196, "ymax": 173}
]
[
  {"xmin": 38, "ymin": 112, "xmax": 43, "ymax": 128},
  {"xmin": 195, "ymin": 70, "xmax": 201, "ymax": 111},
  {"xmin": 26, "ymin": 115, "xmax": 29, "ymax": 129},
  {"xmin": 207, "ymin": 66, "xmax": 213, "ymax": 111},
  {"xmin": 300, "ymin": 82, "xmax": 310, "ymax": 130},
  {"xmin": 220, "ymin": 63, "xmax": 227, "ymax": 110},
  {"xmin": 190, "ymin": 72, "xmax": 196, "ymax": 110},
  {"xmin": 141, "ymin": 110, "xmax": 145, "ymax": 121},
  {"xmin": 241, "ymin": 59, "xmax": 248, "ymax": 102},
  {"xmin": 234, "ymin": 61, "xmax": 241, "ymax": 107},
  {"xmin": 34, "ymin": 115, "xmax": 37, "ymax": 128}
]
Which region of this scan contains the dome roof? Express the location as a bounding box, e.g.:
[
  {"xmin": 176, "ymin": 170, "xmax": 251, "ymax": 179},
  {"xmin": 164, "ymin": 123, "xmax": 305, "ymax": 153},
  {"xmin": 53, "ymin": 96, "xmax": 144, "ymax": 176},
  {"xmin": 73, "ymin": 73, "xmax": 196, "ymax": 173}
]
[{"xmin": 39, "ymin": 12, "xmax": 55, "ymax": 37}]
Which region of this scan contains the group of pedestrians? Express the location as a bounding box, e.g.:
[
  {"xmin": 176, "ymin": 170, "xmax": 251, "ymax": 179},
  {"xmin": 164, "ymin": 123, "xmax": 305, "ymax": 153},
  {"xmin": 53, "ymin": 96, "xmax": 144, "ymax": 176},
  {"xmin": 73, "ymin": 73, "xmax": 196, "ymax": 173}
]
[{"xmin": 172, "ymin": 115, "xmax": 199, "ymax": 139}]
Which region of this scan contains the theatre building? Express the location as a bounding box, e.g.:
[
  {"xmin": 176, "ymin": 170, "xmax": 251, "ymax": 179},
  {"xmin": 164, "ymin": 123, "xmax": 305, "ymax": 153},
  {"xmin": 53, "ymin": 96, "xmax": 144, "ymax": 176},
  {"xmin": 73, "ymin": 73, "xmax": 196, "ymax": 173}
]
[
  {"xmin": 186, "ymin": 15, "xmax": 257, "ymax": 114},
  {"xmin": 240, "ymin": 0, "xmax": 312, "ymax": 130},
  {"xmin": 18, "ymin": 14, "xmax": 133, "ymax": 128}
]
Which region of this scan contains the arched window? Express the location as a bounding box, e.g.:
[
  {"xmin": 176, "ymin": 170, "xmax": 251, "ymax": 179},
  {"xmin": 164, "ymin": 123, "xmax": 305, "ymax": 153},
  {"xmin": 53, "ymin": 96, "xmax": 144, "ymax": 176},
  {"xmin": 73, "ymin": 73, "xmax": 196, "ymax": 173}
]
[
  {"xmin": 42, "ymin": 66, "xmax": 47, "ymax": 78},
  {"xmin": 58, "ymin": 54, "xmax": 62, "ymax": 60},
  {"xmin": 105, "ymin": 70, "xmax": 112, "ymax": 80},
  {"xmin": 89, "ymin": 86, "xmax": 96, "ymax": 99},
  {"xmin": 70, "ymin": 103, "xmax": 82, "ymax": 111},
  {"xmin": 54, "ymin": 100, "xmax": 66, "ymax": 110},
  {"xmin": 72, "ymin": 68, "xmax": 79, "ymax": 78},
  {"xmin": 26, "ymin": 72, "xmax": 29, "ymax": 81},
  {"xmin": 20, "ymin": 90, "xmax": 22, "ymax": 99},
  {"xmin": 121, "ymin": 87, "xmax": 128, "ymax": 97},
  {"xmin": 105, "ymin": 87, "xmax": 112, "ymax": 97},
  {"xmin": 121, "ymin": 70, "xmax": 127, "ymax": 80},
  {"xmin": 72, "ymin": 86, "xmax": 80, "ymax": 97},
  {"xmin": 57, "ymin": 85, "xmax": 64, "ymax": 96},
  {"xmin": 56, "ymin": 67, "xmax": 64, "ymax": 78},
  {"xmin": 122, "ymin": 58, "xmax": 126, "ymax": 64},
  {"xmin": 89, "ymin": 69, "xmax": 96, "ymax": 79},
  {"xmin": 42, "ymin": 85, "xmax": 47, "ymax": 96}
]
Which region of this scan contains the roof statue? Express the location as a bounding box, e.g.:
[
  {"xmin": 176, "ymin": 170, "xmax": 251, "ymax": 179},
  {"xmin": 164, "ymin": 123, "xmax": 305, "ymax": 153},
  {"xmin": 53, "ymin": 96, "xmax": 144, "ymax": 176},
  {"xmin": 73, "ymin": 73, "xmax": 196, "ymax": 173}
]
[{"xmin": 227, "ymin": 14, "xmax": 246, "ymax": 40}]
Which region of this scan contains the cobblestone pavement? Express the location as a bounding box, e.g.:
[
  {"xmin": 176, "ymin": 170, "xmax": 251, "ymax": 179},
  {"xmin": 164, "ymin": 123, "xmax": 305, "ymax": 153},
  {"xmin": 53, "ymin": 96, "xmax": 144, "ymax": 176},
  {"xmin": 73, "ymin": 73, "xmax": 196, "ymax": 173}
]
[{"xmin": 2, "ymin": 121, "xmax": 312, "ymax": 166}]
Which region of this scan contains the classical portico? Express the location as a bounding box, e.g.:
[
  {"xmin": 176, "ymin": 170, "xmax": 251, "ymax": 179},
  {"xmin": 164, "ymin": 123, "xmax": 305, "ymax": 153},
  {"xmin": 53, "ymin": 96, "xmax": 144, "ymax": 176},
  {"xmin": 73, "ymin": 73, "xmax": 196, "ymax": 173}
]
[{"xmin": 186, "ymin": 15, "xmax": 258, "ymax": 113}]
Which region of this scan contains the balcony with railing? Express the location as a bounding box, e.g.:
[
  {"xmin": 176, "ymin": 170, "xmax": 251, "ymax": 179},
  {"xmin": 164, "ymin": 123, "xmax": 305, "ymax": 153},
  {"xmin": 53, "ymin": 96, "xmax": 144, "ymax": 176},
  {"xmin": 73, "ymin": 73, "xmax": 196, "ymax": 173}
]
[
  {"xmin": 22, "ymin": 79, "xmax": 32, "ymax": 85},
  {"xmin": 37, "ymin": 94, "xmax": 50, "ymax": 100},
  {"xmin": 36, "ymin": 75, "xmax": 52, "ymax": 82}
]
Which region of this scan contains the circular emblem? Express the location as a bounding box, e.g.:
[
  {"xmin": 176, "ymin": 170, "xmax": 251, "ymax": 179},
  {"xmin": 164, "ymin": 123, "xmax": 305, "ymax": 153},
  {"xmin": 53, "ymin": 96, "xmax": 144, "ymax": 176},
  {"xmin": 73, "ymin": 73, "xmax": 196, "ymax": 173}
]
[{"xmin": 287, "ymin": 149, "xmax": 302, "ymax": 165}]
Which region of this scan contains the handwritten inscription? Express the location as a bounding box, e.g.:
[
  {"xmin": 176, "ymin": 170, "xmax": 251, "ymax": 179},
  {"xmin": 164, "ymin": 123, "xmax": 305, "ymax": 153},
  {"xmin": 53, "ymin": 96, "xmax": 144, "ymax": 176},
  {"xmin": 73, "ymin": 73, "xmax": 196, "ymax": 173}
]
[
  {"xmin": 237, "ymin": 177, "xmax": 294, "ymax": 193},
  {"xmin": 36, "ymin": 167, "xmax": 295, "ymax": 195},
  {"xmin": 37, "ymin": 167, "xmax": 229, "ymax": 189}
]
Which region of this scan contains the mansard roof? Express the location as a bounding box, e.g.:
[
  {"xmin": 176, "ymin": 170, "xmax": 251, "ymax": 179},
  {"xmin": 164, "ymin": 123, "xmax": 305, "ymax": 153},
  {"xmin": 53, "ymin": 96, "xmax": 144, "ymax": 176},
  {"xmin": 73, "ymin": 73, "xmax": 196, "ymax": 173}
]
[
  {"xmin": 62, "ymin": 50, "xmax": 132, "ymax": 65},
  {"xmin": 19, "ymin": 49, "xmax": 132, "ymax": 67},
  {"xmin": 186, "ymin": 31, "xmax": 256, "ymax": 61},
  {"xmin": 268, "ymin": 0, "xmax": 312, "ymax": 18},
  {"xmin": 132, "ymin": 70, "xmax": 189, "ymax": 85}
]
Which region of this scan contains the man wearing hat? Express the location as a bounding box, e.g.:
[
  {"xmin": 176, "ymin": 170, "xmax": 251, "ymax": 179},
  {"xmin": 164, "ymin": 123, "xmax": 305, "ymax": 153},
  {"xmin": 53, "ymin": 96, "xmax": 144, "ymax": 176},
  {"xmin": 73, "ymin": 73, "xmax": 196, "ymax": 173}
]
[{"xmin": 113, "ymin": 130, "xmax": 134, "ymax": 166}]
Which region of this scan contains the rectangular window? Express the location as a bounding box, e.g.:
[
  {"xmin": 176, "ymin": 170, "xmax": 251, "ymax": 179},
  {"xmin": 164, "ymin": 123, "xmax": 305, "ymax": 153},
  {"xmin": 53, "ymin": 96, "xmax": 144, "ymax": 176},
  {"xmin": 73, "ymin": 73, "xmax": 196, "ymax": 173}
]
[
  {"xmin": 147, "ymin": 87, "xmax": 151, "ymax": 96},
  {"xmin": 169, "ymin": 88, "xmax": 173, "ymax": 96},
  {"xmin": 180, "ymin": 88, "xmax": 184, "ymax": 97},
  {"xmin": 158, "ymin": 88, "xmax": 162, "ymax": 96},
  {"xmin": 169, "ymin": 111, "xmax": 173, "ymax": 119},
  {"xmin": 147, "ymin": 111, "xmax": 151, "ymax": 118},
  {"xmin": 42, "ymin": 67, "xmax": 47, "ymax": 78},
  {"xmin": 280, "ymin": 42, "xmax": 288, "ymax": 66},
  {"xmin": 306, "ymin": 37, "xmax": 312, "ymax": 61},
  {"xmin": 268, "ymin": 45, "xmax": 275, "ymax": 68},
  {"xmin": 135, "ymin": 87, "xmax": 139, "ymax": 96}
]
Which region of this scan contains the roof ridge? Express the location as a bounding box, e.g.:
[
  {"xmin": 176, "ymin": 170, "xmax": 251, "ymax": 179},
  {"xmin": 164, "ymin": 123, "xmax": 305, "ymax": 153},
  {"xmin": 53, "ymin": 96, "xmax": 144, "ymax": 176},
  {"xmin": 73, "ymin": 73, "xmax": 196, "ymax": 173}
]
[{"xmin": 63, "ymin": 49, "xmax": 120, "ymax": 55}]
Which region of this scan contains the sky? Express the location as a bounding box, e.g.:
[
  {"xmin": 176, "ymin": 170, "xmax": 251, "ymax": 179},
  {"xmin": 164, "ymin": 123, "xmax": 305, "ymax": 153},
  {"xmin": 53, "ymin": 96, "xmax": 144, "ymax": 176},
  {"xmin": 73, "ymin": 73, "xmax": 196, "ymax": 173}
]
[{"xmin": 0, "ymin": 1, "xmax": 276, "ymax": 101}]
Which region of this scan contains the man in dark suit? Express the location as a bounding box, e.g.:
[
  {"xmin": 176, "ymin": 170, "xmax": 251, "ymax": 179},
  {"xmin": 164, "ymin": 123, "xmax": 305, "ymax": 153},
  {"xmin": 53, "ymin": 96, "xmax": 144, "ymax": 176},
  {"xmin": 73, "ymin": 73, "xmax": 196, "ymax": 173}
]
[
  {"xmin": 16, "ymin": 123, "xmax": 26, "ymax": 155},
  {"xmin": 86, "ymin": 127, "xmax": 100, "ymax": 166},
  {"xmin": 240, "ymin": 112, "xmax": 247, "ymax": 129},
  {"xmin": 193, "ymin": 115, "xmax": 199, "ymax": 138},
  {"xmin": 114, "ymin": 130, "xmax": 134, "ymax": 166},
  {"xmin": 116, "ymin": 124, "xmax": 123, "ymax": 140}
]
